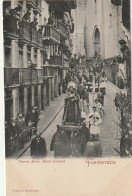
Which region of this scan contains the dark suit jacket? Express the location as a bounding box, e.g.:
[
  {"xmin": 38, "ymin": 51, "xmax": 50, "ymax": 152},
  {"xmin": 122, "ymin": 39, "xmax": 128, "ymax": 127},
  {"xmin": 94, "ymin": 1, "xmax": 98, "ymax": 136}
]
[{"xmin": 31, "ymin": 137, "xmax": 47, "ymax": 157}]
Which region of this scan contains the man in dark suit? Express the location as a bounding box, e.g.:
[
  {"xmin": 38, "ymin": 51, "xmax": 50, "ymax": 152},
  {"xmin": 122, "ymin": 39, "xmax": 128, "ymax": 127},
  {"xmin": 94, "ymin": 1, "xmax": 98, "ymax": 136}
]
[
  {"xmin": 26, "ymin": 106, "xmax": 39, "ymax": 134},
  {"xmin": 15, "ymin": 113, "xmax": 26, "ymax": 148},
  {"xmin": 31, "ymin": 131, "xmax": 47, "ymax": 158},
  {"xmin": 50, "ymin": 125, "xmax": 70, "ymax": 158}
]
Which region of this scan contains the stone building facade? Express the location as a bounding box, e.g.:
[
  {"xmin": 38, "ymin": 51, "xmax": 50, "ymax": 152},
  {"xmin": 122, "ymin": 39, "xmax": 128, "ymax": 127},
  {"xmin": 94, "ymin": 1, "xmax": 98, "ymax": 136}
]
[
  {"xmin": 72, "ymin": 0, "xmax": 86, "ymax": 56},
  {"xmin": 84, "ymin": 0, "xmax": 130, "ymax": 86},
  {"xmin": 4, "ymin": 0, "xmax": 76, "ymax": 123},
  {"xmin": 84, "ymin": 0, "xmax": 123, "ymax": 58}
]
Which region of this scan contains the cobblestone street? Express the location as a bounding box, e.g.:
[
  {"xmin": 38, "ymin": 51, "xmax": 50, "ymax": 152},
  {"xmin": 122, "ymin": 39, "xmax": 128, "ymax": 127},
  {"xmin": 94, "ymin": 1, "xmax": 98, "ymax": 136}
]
[{"xmin": 99, "ymin": 82, "xmax": 120, "ymax": 157}]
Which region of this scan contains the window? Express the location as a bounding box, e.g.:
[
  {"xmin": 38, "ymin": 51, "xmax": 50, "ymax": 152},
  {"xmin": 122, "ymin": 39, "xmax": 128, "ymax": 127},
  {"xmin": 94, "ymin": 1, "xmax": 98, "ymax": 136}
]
[
  {"xmin": 95, "ymin": 0, "xmax": 97, "ymax": 13},
  {"xmin": 109, "ymin": 14, "xmax": 112, "ymax": 28},
  {"xmin": 44, "ymin": 18, "xmax": 47, "ymax": 25},
  {"xmin": 5, "ymin": 47, "xmax": 11, "ymax": 67},
  {"xmin": 19, "ymin": 50, "xmax": 23, "ymax": 67}
]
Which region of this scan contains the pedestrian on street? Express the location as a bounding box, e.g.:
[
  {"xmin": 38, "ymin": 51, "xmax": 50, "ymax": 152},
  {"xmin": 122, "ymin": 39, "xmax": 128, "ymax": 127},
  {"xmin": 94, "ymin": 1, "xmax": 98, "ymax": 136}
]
[
  {"xmin": 10, "ymin": 118, "xmax": 18, "ymax": 151},
  {"xmin": 120, "ymin": 129, "xmax": 131, "ymax": 157},
  {"xmin": 81, "ymin": 121, "xmax": 90, "ymax": 142},
  {"xmin": 71, "ymin": 130, "xmax": 87, "ymax": 157},
  {"xmin": 26, "ymin": 106, "xmax": 39, "ymax": 134},
  {"xmin": 114, "ymin": 93, "xmax": 119, "ymax": 109},
  {"xmin": 15, "ymin": 113, "xmax": 26, "ymax": 149},
  {"xmin": 94, "ymin": 99, "xmax": 104, "ymax": 118},
  {"xmin": 100, "ymin": 80, "xmax": 106, "ymax": 95},
  {"xmin": 97, "ymin": 92, "xmax": 104, "ymax": 106},
  {"xmin": 50, "ymin": 125, "xmax": 70, "ymax": 158},
  {"xmin": 31, "ymin": 131, "xmax": 47, "ymax": 158},
  {"xmin": 86, "ymin": 106, "xmax": 102, "ymax": 140},
  {"xmin": 84, "ymin": 134, "xmax": 102, "ymax": 157}
]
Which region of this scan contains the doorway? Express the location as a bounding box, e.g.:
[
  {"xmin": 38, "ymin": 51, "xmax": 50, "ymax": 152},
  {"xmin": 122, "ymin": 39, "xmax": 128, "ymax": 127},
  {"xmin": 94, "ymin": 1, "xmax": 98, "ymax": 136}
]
[{"xmin": 94, "ymin": 28, "xmax": 100, "ymax": 57}]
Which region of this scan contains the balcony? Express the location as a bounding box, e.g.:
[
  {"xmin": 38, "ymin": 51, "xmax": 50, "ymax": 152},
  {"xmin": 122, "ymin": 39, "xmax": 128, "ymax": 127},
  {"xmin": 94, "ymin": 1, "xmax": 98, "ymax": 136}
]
[
  {"xmin": 57, "ymin": 20, "xmax": 67, "ymax": 38},
  {"xmin": 43, "ymin": 24, "xmax": 60, "ymax": 44},
  {"xmin": 4, "ymin": 67, "xmax": 44, "ymax": 87},
  {"xmin": 50, "ymin": 56, "xmax": 62, "ymax": 66},
  {"xmin": 31, "ymin": 68, "xmax": 38, "ymax": 84},
  {"xmin": 4, "ymin": 67, "xmax": 20, "ymax": 87},
  {"xmin": 34, "ymin": 2, "xmax": 42, "ymax": 15},
  {"xmin": 61, "ymin": 39, "xmax": 71, "ymax": 52},
  {"xmin": 4, "ymin": 14, "xmax": 18, "ymax": 38},
  {"xmin": 19, "ymin": 21, "xmax": 30, "ymax": 43},
  {"xmin": 20, "ymin": 68, "xmax": 31, "ymax": 85},
  {"xmin": 26, "ymin": 1, "xmax": 36, "ymax": 9}
]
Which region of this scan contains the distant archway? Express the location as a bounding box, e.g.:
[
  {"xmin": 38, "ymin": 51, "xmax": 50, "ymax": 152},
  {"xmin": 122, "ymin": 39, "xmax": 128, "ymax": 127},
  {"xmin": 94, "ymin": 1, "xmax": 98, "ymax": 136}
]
[{"xmin": 93, "ymin": 27, "xmax": 100, "ymax": 57}]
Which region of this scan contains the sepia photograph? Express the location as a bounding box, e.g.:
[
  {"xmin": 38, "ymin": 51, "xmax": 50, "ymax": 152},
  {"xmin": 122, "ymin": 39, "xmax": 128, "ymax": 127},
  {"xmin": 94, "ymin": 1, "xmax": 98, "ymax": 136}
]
[{"xmin": 3, "ymin": 0, "xmax": 131, "ymax": 160}]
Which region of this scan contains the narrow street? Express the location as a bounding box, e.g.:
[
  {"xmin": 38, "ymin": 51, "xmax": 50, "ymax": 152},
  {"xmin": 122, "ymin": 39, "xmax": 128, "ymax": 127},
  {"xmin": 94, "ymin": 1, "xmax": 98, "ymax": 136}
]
[
  {"xmin": 20, "ymin": 82, "xmax": 125, "ymax": 159},
  {"xmin": 99, "ymin": 82, "xmax": 120, "ymax": 157}
]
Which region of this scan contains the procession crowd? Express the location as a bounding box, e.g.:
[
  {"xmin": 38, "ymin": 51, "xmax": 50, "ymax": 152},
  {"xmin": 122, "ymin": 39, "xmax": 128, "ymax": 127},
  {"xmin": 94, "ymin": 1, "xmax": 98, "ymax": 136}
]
[
  {"xmin": 5, "ymin": 107, "xmax": 39, "ymax": 156},
  {"xmin": 49, "ymin": 63, "xmax": 107, "ymax": 158},
  {"xmin": 5, "ymin": 57, "xmax": 131, "ymax": 158},
  {"xmin": 114, "ymin": 92, "xmax": 132, "ymax": 157}
]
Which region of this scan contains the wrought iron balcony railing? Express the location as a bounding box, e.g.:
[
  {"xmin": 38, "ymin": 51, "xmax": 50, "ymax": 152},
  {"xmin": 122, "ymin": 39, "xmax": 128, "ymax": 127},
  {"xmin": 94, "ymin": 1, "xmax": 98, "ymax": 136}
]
[
  {"xmin": 20, "ymin": 68, "xmax": 31, "ymax": 85},
  {"xmin": 57, "ymin": 20, "xmax": 67, "ymax": 38},
  {"xmin": 43, "ymin": 24, "xmax": 60, "ymax": 44},
  {"xmin": 4, "ymin": 67, "xmax": 20, "ymax": 86},
  {"xmin": 50, "ymin": 56, "xmax": 62, "ymax": 66},
  {"xmin": 4, "ymin": 67, "xmax": 44, "ymax": 87},
  {"xmin": 31, "ymin": 68, "xmax": 38, "ymax": 84},
  {"xmin": 19, "ymin": 21, "xmax": 30, "ymax": 43}
]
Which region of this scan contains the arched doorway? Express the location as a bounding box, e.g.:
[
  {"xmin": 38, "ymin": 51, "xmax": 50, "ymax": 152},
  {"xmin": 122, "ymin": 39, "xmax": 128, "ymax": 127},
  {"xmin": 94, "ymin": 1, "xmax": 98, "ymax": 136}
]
[{"xmin": 93, "ymin": 28, "xmax": 100, "ymax": 57}]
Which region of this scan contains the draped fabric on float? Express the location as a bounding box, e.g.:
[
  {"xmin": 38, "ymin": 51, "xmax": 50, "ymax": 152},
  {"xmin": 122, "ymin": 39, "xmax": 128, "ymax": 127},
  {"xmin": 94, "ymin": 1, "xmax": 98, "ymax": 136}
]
[{"xmin": 63, "ymin": 95, "xmax": 81, "ymax": 125}]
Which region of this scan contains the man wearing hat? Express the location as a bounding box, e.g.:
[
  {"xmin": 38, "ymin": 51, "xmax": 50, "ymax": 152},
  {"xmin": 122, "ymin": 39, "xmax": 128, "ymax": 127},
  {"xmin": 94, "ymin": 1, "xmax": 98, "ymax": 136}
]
[
  {"xmin": 26, "ymin": 106, "xmax": 39, "ymax": 134},
  {"xmin": 31, "ymin": 131, "xmax": 47, "ymax": 158}
]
